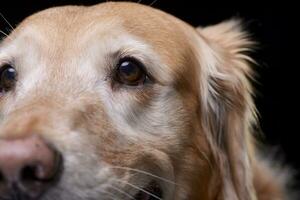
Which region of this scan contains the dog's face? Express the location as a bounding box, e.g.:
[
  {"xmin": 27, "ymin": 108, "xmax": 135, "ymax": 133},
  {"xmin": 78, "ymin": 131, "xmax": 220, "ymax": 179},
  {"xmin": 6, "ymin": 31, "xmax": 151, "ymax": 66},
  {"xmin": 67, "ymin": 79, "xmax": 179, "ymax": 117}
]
[{"xmin": 0, "ymin": 2, "xmax": 260, "ymax": 200}]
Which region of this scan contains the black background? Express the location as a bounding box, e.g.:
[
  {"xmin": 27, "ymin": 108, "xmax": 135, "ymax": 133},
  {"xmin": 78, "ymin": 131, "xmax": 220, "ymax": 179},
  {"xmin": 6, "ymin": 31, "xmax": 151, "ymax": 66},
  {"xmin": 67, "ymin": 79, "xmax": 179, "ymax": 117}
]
[{"xmin": 1, "ymin": 0, "xmax": 299, "ymax": 188}]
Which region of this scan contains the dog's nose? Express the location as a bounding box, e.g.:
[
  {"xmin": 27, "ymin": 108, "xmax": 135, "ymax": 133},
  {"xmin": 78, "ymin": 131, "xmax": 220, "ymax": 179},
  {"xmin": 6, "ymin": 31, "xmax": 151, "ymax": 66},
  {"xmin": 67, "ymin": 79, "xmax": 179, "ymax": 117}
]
[{"xmin": 0, "ymin": 135, "xmax": 62, "ymax": 199}]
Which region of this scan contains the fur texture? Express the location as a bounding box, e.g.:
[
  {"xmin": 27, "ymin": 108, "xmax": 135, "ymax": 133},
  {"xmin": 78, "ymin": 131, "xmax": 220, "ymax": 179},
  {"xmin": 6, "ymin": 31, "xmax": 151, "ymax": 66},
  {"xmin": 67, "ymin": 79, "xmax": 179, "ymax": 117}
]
[{"xmin": 0, "ymin": 2, "xmax": 289, "ymax": 200}]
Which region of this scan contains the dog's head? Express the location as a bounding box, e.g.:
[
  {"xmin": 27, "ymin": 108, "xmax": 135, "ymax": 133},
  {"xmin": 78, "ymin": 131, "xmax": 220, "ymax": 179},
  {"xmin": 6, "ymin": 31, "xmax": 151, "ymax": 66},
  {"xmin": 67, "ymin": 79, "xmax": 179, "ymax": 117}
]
[{"xmin": 0, "ymin": 2, "xmax": 260, "ymax": 200}]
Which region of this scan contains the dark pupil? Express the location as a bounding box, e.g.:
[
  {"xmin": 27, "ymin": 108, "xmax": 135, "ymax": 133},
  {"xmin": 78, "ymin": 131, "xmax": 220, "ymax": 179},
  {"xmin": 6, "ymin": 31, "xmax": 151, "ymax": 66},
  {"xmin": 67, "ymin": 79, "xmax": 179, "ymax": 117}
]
[
  {"xmin": 4, "ymin": 68, "xmax": 16, "ymax": 80},
  {"xmin": 120, "ymin": 61, "xmax": 138, "ymax": 76},
  {"xmin": 119, "ymin": 61, "xmax": 142, "ymax": 83},
  {"xmin": 1, "ymin": 67, "xmax": 16, "ymax": 91}
]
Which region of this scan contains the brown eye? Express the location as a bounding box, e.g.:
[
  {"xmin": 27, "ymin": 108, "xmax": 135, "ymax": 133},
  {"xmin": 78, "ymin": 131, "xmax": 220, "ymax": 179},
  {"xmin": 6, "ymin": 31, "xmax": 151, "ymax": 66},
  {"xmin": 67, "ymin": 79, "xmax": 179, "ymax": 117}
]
[
  {"xmin": 0, "ymin": 64, "xmax": 17, "ymax": 93},
  {"xmin": 115, "ymin": 59, "xmax": 146, "ymax": 86}
]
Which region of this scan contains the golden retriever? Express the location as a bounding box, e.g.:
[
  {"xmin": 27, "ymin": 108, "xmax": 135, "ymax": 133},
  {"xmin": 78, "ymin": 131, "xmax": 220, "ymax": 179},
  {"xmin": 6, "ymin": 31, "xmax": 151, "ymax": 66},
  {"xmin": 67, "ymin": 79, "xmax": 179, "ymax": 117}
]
[{"xmin": 0, "ymin": 2, "xmax": 290, "ymax": 200}]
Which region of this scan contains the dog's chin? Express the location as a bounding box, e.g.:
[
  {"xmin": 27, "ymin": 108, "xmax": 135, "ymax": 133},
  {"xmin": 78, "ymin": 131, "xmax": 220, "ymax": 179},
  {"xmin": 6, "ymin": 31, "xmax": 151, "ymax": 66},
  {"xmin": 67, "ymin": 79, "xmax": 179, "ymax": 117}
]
[{"xmin": 41, "ymin": 181, "xmax": 163, "ymax": 200}]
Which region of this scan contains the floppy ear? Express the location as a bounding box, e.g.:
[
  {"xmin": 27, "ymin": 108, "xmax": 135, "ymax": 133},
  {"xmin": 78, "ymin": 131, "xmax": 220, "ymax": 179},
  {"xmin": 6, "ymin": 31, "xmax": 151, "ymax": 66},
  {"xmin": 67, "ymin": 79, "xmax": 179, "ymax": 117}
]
[{"xmin": 195, "ymin": 19, "xmax": 257, "ymax": 200}]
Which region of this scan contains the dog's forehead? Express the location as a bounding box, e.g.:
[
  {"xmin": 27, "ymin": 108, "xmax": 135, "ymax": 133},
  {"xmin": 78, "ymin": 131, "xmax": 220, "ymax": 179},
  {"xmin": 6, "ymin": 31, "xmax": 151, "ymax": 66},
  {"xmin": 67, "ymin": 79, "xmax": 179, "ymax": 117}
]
[{"xmin": 10, "ymin": 2, "xmax": 195, "ymax": 68}]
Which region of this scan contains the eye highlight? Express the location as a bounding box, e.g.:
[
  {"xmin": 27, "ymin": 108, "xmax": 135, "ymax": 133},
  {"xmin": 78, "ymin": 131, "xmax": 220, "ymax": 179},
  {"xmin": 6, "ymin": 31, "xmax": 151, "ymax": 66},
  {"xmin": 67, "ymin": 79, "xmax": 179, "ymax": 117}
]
[
  {"xmin": 115, "ymin": 58, "xmax": 147, "ymax": 86},
  {"xmin": 0, "ymin": 64, "xmax": 17, "ymax": 93}
]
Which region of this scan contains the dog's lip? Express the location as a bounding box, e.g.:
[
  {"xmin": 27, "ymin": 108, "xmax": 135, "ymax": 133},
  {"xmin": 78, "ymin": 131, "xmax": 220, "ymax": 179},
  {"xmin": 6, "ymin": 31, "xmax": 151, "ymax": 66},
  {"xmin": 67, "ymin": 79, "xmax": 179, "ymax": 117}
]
[{"xmin": 134, "ymin": 181, "xmax": 163, "ymax": 200}]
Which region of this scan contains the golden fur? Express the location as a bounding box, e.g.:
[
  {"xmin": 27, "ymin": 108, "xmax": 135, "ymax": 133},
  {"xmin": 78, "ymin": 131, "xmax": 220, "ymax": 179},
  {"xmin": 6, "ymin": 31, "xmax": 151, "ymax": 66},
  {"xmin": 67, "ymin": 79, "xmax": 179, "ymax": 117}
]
[{"xmin": 0, "ymin": 2, "xmax": 289, "ymax": 200}]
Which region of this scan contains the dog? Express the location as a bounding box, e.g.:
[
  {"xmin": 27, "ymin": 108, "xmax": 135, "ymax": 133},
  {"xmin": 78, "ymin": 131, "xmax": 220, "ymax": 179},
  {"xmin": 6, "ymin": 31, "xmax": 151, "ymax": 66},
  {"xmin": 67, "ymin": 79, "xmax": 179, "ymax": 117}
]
[{"xmin": 0, "ymin": 2, "xmax": 290, "ymax": 200}]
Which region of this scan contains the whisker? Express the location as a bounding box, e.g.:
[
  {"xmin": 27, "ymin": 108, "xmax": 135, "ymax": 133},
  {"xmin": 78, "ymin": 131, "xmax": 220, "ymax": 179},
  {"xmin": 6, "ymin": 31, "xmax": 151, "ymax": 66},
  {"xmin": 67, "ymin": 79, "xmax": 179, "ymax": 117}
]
[
  {"xmin": 92, "ymin": 183, "xmax": 121, "ymax": 200},
  {"xmin": 106, "ymin": 196, "xmax": 116, "ymax": 200},
  {"xmin": 55, "ymin": 184, "xmax": 118, "ymax": 200},
  {"xmin": 101, "ymin": 191, "xmax": 118, "ymax": 200},
  {"xmin": 110, "ymin": 166, "xmax": 177, "ymax": 185},
  {"xmin": 0, "ymin": 30, "xmax": 8, "ymax": 37},
  {"xmin": 0, "ymin": 12, "xmax": 14, "ymax": 31},
  {"xmin": 0, "ymin": 29, "xmax": 14, "ymax": 42},
  {"xmin": 116, "ymin": 179, "xmax": 162, "ymax": 200},
  {"xmin": 110, "ymin": 185, "xmax": 135, "ymax": 199},
  {"xmin": 149, "ymin": 0, "xmax": 158, "ymax": 6}
]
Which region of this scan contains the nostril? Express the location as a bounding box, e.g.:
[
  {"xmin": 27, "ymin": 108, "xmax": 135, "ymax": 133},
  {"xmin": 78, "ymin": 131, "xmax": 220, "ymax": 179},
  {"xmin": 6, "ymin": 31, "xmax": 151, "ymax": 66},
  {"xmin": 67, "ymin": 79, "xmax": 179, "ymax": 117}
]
[
  {"xmin": 21, "ymin": 165, "xmax": 40, "ymax": 183},
  {"xmin": 0, "ymin": 171, "xmax": 4, "ymax": 182},
  {"xmin": 21, "ymin": 153, "xmax": 62, "ymax": 184},
  {"xmin": 20, "ymin": 160, "xmax": 62, "ymax": 185},
  {"xmin": 0, "ymin": 136, "xmax": 63, "ymax": 199}
]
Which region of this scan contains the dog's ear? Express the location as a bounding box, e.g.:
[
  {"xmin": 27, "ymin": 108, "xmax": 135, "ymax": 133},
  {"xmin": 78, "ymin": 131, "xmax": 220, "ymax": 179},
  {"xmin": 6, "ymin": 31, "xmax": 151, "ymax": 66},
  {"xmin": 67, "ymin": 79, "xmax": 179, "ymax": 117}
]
[{"xmin": 195, "ymin": 19, "xmax": 257, "ymax": 199}]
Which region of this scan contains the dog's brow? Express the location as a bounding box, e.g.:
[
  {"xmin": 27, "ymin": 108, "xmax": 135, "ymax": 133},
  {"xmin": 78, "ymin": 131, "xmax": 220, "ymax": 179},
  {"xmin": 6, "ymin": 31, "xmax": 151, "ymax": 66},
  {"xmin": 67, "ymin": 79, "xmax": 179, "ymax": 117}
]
[
  {"xmin": 0, "ymin": 52, "xmax": 10, "ymax": 63},
  {"xmin": 83, "ymin": 32, "xmax": 174, "ymax": 85},
  {"xmin": 113, "ymin": 46, "xmax": 172, "ymax": 85}
]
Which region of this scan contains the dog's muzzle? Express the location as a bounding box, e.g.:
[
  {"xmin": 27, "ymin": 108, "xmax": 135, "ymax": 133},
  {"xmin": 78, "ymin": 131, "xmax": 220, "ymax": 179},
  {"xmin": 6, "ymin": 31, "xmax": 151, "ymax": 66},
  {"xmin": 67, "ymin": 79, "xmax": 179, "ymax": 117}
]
[{"xmin": 0, "ymin": 135, "xmax": 62, "ymax": 200}]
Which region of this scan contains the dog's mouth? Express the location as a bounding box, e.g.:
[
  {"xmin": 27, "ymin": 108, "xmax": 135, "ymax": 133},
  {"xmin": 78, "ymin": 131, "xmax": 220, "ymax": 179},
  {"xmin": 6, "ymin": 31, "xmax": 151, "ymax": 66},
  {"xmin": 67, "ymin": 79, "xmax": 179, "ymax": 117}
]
[{"xmin": 134, "ymin": 181, "xmax": 163, "ymax": 200}]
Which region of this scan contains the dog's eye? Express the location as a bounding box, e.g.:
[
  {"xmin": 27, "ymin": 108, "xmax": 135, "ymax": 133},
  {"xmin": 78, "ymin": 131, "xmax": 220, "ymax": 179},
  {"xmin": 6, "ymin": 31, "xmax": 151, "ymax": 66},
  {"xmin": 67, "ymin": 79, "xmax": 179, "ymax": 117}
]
[
  {"xmin": 0, "ymin": 64, "xmax": 17, "ymax": 93},
  {"xmin": 115, "ymin": 58, "xmax": 146, "ymax": 86}
]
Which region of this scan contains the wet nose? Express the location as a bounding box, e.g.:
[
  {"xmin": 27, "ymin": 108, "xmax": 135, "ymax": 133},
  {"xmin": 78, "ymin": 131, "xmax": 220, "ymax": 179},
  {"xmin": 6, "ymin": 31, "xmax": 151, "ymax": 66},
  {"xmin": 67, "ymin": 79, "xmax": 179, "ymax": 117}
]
[{"xmin": 0, "ymin": 135, "xmax": 62, "ymax": 199}]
